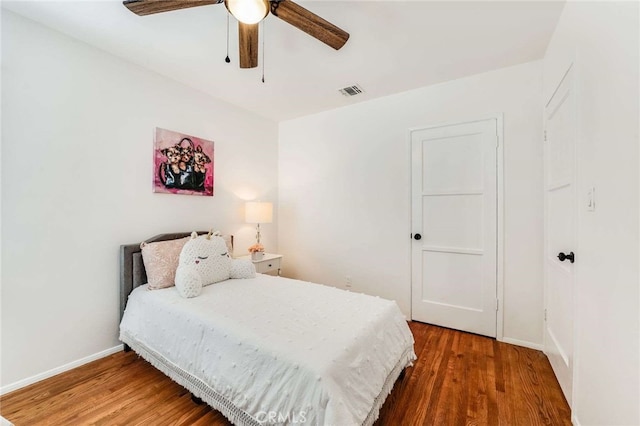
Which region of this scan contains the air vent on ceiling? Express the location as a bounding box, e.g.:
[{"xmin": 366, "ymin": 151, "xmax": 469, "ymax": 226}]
[{"xmin": 339, "ymin": 84, "xmax": 364, "ymax": 97}]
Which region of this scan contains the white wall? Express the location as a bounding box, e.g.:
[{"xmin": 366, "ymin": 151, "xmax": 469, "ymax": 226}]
[
  {"xmin": 1, "ymin": 11, "xmax": 278, "ymax": 391},
  {"xmin": 278, "ymin": 61, "xmax": 544, "ymax": 347},
  {"xmin": 543, "ymin": 2, "xmax": 639, "ymax": 424}
]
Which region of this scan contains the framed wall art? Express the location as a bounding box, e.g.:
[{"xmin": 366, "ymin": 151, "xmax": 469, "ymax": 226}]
[{"xmin": 153, "ymin": 127, "xmax": 214, "ymax": 196}]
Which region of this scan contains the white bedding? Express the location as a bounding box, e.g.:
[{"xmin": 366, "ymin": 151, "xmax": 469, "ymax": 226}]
[{"xmin": 120, "ymin": 274, "xmax": 416, "ymax": 426}]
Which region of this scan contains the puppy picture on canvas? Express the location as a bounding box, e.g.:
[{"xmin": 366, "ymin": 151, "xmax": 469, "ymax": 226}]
[{"xmin": 153, "ymin": 128, "xmax": 214, "ymax": 196}]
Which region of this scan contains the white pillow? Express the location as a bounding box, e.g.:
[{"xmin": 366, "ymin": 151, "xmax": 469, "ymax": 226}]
[
  {"xmin": 230, "ymin": 259, "xmax": 256, "ymax": 279},
  {"xmin": 175, "ymin": 232, "xmax": 256, "ymax": 298},
  {"xmin": 175, "ymin": 266, "xmax": 203, "ymax": 298},
  {"xmin": 178, "ymin": 232, "xmax": 231, "ymax": 286}
]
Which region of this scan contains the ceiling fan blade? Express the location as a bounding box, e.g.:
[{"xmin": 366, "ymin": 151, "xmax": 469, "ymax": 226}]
[
  {"xmin": 123, "ymin": 0, "xmax": 222, "ymax": 16},
  {"xmin": 239, "ymin": 22, "xmax": 259, "ymax": 69},
  {"xmin": 270, "ymin": 0, "xmax": 349, "ymax": 50}
]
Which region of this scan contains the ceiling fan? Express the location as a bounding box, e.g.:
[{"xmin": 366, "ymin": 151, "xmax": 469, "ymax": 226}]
[{"xmin": 123, "ymin": 0, "xmax": 349, "ymax": 69}]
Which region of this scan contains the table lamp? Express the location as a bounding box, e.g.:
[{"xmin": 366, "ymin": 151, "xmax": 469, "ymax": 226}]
[{"xmin": 245, "ymin": 201, "xmax": 273, "ymax": 245}]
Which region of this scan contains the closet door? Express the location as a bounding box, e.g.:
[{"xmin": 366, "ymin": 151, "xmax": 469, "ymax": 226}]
[
  {"xmin": 411, "ymin": 118, "xmax": 499, "ymax": 337},
  {"xmin": 544, "ymin": 65, "xmax": 576, "ymax": 405}
]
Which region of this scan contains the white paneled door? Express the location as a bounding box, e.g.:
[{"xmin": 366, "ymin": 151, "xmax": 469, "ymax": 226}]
[
  {"xmin": 411, "ymin": 119, "xmax": 498, "ymax": 338},
  {"xmin": 544, "ymin": 66, "xmax": 576, "ymax": 405}
]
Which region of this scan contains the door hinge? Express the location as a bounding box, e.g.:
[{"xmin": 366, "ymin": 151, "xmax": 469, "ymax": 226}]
[
  {"xmin": 495, "ymin": 299, "xmax": 499, "ymax": 311},
  {"xmin": 544, "ymin": 308, "xmax": 547, "ymax": 321},
  {"xmin": 544, "ymin": 130, "xmax": 547, "ymax": 142}
]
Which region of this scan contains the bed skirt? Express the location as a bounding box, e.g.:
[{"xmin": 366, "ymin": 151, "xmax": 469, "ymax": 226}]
[{"xmin": 121, "ymin": 331, "xmax": 414, "ymax": 426}]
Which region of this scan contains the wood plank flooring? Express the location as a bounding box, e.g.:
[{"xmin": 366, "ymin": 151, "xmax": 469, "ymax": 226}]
[{"xmin": 1, "ymin": 322, "xmax": 571, "ymax": 425}]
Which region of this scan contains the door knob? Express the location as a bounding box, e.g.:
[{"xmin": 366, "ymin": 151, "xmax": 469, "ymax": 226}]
[
  {"xmin": 414, "ymin": 233, "xmax": 422, "ymax": 240},
  {"xmin": 557, "ymin": 252, "xmax": 575, "ymax": 263}
]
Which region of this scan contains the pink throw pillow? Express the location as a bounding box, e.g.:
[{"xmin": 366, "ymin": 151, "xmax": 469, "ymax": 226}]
[{"xmin": 141, "ymin": 237, "xmax": 190, "ymax": 289}]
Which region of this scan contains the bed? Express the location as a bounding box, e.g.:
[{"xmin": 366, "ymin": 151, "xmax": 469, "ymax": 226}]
[{"xmin": 119, "ymin": 233, "xmax": 416, "ymax": 426}]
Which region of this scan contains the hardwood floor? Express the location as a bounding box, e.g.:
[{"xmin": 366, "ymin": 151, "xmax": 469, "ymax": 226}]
[{"xmin": 1, "ymin": 322, "xmax": 571, "ymax": 425}]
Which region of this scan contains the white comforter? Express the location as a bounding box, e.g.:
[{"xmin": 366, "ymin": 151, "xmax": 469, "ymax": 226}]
[{"xmin": 120, "ymin": 274, "xmax": 415, "ymax": 426}]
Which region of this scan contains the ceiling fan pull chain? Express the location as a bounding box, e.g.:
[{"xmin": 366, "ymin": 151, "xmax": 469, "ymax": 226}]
[
  {"xmin": 261, "ymin": 19, "xmax": 266, "ymax": 83},
  {"xmin": 225, "ymin": 12, "xmax": 231, "ymax": 63}
]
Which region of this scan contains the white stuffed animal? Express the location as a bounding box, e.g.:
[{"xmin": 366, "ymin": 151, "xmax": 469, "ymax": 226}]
[{"xmin": 175, "ymin": 231, "xmax": 255, "ymax": 298}]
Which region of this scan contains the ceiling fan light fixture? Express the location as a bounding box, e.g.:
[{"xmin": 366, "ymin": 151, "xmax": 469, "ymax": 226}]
[{"xmin": 225, "ymin": 0, "xmax": 269, "ymax": 25}]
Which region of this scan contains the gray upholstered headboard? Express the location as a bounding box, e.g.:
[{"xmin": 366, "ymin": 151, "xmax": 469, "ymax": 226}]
[{"xmin": 119, "ymin": 232, "xmax": 233, "ymax": 321}]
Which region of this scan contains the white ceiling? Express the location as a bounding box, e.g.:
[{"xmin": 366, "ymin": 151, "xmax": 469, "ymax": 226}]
[{"xmin": 2, "ymin": 0, "xmax": 565, "ymax": 121}]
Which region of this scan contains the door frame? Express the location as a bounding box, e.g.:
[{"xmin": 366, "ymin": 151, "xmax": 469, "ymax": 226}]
[{"xmin": 408, "ymin": 113, "xmax": 505, "ymax": 340}]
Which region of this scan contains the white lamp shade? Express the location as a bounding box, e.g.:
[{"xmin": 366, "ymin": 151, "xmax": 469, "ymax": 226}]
[
  {"xmin": 225, "ymin": 0, "xmax": 269, "ymax": 25},
  {"xmin": 245, "ymin": 201, "xmax": 273, "ymax": 224}
]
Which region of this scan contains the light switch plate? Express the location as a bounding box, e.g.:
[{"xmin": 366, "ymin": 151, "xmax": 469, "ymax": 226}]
[{"xmin": 587, "ymin": 187, "xmax": 596, "ymax": 212}]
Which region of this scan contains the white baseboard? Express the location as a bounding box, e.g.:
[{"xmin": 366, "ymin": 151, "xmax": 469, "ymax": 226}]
[
  {"xmin": 0, "ymin": 344, "xmax": 124, "ymax": 395},
  {"xmin": 498, "ymin": 337, "xmax": 543, "ymax": 351},
  {"xmin": 571, "ymin": 412, "xmax": 580, "ymax": 426}
]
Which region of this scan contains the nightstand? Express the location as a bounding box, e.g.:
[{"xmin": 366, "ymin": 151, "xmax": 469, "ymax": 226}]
[{"xmin": 239, "ymin": 253, "xmax": 283, "ymax": 276}]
